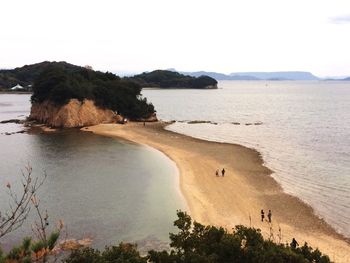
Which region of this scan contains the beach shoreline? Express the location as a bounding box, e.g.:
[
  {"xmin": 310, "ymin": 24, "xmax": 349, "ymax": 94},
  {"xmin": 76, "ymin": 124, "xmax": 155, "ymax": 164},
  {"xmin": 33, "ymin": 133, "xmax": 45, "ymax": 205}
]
[{"xmin": 82, "ymin": 121, "xmax": 350, "ymax": 262}]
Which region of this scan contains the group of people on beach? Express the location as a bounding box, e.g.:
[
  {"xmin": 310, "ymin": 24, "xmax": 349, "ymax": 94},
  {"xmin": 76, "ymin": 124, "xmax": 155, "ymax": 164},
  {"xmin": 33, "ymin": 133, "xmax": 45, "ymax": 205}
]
[
  {"xmin": 212, "ymin": 170, "xmax": 300, "ymax": 249},
  {"xmin": 215, "ymin": 168, "xmax": 225, "ymax": 177},
  {"xmin": 260, "ymin": 209, "xmax": 272, "ymax": 223},
  {"xmin": 260, "ymin": 210, "xmax": 300, "ymax": 249}
]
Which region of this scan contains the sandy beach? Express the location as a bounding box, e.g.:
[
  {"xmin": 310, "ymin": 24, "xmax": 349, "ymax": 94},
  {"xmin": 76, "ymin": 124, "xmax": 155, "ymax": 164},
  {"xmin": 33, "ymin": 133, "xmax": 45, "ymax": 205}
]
[{"xmin": 83, "ymin": 122, "xmax": 350, "ymax": 262}]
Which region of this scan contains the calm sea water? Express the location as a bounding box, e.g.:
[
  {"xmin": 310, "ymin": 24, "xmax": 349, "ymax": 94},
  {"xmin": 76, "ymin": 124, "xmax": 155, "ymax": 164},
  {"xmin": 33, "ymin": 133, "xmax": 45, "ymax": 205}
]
[
  {"xmin": 143, "ymin": 81, "xmax": 350, "ymax": 238},
  {"xmin": 0, "ymin": 94, "xmax": 184, "ymax": 250}
]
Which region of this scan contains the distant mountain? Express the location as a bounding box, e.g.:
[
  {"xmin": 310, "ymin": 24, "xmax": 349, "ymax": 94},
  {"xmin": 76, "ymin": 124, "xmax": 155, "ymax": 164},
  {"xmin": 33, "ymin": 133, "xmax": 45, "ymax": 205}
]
[
  {"xmin": 178, "ymin": 71, "xmax": 258, "ymax": 80},
  {"xmin": 343, "ymin": 77, "xmax": 350, "ymax": 81},
  {"xmin": 230, "ymin": 71, "xmax": 319, "ymax": 80},
  {"xmin": 178, "ymin": 70, "xmax": 319, "ymax": 80}
]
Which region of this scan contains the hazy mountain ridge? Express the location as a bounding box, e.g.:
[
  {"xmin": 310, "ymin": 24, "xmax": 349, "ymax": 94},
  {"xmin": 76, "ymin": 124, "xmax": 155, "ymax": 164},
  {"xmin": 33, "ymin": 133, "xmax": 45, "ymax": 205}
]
[
  {"xmin": 150, "ymin": 70, "xmax": 350, "ymax": 81},
  {"xmin": 230, "ymin": 71, "xmax": 319, "ymax": 80},
  {"xmin": 179, "ymin": 71, "xmax": 259, "ymax": 80},
  {"xmin": 180, "ymin": 70, "xmax": 324, "ymax": 80}
]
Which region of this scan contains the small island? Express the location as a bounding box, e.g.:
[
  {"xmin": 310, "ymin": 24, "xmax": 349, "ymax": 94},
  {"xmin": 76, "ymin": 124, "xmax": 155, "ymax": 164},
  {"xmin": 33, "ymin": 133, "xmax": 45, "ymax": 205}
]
[
  {"xmin": 126, "ymin": 70, "xmax": 218, "ymax": 89},
  {"xmin": 28, "ymin": 62, "xmax": 156, "ymax": 127}
]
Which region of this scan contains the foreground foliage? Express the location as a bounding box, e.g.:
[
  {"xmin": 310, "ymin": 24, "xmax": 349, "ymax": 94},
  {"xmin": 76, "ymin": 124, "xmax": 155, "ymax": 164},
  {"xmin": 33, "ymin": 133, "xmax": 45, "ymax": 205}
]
[
  {"xmin": 65, "ymin": 211, "xmax": 331, "ymax": 263},
  {"xmin": 0, "ymin": 232, "xmax": 60, "ymax": 263}
]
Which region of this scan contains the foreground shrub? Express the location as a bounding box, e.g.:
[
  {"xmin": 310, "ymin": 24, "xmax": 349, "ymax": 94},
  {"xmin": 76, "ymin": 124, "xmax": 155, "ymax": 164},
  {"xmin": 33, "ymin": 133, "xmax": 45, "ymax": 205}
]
[
  {"xmin": 65, "ymin": 211, "xmax": 331, "ymax": 263},
  {"xmin": 64, "ymin": 243, "xmax": 146, "ymax": 263}
]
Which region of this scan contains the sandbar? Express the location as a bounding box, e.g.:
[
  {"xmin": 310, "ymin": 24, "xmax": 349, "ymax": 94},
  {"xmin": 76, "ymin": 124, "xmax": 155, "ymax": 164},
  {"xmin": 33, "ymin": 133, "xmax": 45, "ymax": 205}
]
[{"xmin": 83, "ymin": 122, "xmax": 350, "ymax": 262}]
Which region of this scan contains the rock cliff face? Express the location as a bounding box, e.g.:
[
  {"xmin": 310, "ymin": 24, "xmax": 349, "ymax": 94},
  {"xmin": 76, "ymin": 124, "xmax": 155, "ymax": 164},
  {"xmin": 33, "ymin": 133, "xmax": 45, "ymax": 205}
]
[{"xmin": 30, "ymin": 99, "xmax": 123, "ymax": 128}]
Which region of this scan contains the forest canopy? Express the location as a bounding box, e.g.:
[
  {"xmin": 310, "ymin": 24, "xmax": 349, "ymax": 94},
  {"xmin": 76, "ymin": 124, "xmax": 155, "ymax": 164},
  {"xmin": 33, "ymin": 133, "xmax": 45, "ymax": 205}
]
[
  {"xmin": 31, "ymin": 64, "xmax": 155, "ymax": 119},
  {"xmin": 126, "ymin": 70, "xmax": 218, "ymax": 89},
  {"xmin": 0, "ymin": 61, "xmax": 83, "ymax": 90}
]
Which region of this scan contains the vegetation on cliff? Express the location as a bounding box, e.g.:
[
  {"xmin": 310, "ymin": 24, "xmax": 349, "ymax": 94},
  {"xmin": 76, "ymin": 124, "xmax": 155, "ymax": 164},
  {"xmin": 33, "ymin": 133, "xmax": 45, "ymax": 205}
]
[
  {"xmin": 31, "ymin": 64, "xmax": 155, "ymax": 119},
  {"xmin": 126, "ymin": 70, "xmax": 218, "ymax": 89}
]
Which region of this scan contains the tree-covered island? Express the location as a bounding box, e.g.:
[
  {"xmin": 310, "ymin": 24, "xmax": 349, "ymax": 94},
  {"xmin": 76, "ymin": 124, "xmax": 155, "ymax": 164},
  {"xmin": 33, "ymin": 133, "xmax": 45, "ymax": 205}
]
[
  {"xmin": 126, "ymin": 70, "xmax": 218, "ymax": 89},
  {"xmin": 30, "ymin": 63, "xmax": 155, "ymax": 120}
]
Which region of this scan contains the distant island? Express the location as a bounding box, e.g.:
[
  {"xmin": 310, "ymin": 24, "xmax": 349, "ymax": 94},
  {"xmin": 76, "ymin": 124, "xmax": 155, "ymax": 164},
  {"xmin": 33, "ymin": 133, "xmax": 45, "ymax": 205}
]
[{"xmin": 126, "ymin": 70, "xmax": 218, "ymax": 89}]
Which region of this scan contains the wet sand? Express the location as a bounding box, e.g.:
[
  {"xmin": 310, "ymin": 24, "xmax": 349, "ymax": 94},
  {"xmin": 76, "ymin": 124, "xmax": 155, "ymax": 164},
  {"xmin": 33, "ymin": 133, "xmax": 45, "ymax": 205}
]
[{"xmin": 83, "ymin": 122, "xmax": 350, "ymax": 262}]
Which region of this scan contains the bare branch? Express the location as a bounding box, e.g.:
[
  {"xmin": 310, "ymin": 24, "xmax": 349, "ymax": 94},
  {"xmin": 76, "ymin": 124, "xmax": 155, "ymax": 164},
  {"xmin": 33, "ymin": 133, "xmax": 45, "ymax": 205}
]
[{"xmin": 0, "ymin": 165, "xmax": 46, "ymax": 239}]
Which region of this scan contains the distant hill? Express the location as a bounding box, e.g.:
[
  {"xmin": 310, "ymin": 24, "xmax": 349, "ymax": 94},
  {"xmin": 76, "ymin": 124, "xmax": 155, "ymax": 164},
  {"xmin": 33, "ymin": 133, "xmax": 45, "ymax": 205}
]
[
  {"xmin": 126, "ymin": 70, "xmax": 218, "ymax": 89},
  {"xmin": 343, "ymin": 77, "xmax": 350, "ymax": 81},
  {"xmin": 0, "ymin": 61, "xmax": 83, "ymax": 89},
  {"xmin": 177, "ymin": 70, "xmax": 319, "ymax": 80}
]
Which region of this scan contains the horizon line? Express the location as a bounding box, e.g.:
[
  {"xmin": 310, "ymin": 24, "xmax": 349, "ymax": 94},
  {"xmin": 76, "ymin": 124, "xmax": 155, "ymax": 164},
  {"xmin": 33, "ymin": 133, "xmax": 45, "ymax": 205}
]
[{"xmin": 1, "ymin": 61, "xmax": 349, "ymax": 79}]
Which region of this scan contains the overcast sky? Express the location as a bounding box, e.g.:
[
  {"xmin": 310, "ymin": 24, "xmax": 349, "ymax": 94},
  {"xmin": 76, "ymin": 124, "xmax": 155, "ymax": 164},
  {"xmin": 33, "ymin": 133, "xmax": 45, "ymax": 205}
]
[{"xmin": 1, "ymin": 0, "xmax": 350, "ymax": 77}]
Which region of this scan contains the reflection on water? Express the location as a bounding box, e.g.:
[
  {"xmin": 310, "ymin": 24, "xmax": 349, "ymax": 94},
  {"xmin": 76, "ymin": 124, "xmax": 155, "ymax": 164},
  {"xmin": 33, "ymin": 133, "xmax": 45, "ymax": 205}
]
[
  {"xmin": 143, "ymin": 80, "xmax": 350, "ymax": 238},
  {"xmin": 0, "ymin": 95, "xmax": 184, "ymax": 250}
]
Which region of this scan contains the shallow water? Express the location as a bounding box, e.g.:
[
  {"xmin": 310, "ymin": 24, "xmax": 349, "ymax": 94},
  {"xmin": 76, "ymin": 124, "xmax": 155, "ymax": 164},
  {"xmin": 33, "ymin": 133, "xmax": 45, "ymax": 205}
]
[
  {"xmin": 142, "ymin": 81, "xmax": 350, "ymax": 238},
  {"xmin": 0, "ymin": 94, "xmax": 184, "ymax": 250}
]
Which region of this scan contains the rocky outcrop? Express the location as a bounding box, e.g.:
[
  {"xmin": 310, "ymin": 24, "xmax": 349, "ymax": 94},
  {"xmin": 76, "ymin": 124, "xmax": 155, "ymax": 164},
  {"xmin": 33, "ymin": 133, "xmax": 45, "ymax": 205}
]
[{"xmin": 30, "ymin": 99, "xmax": 123, "ymax": 128}]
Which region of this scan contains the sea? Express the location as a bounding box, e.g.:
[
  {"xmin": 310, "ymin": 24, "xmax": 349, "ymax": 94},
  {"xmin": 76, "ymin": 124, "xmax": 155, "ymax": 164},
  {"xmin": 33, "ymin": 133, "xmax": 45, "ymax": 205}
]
[
  {"xmin": 142, "ymin": 80, "xmax": 350, "ymax": 238},
  {"xmin": 0, "ymin": 94, "xmax": 185, "ymax": 250},
  {"xmin": 0, "ymin": 80, "xmax": 349, "ymax": 250}
]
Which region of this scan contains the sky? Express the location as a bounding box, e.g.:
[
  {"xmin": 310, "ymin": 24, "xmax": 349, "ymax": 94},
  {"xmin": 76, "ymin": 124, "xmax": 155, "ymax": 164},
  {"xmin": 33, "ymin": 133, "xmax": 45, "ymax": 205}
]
[{"xmin": 1, "ymin": 0, "xmax": 350, "ymax": 77}]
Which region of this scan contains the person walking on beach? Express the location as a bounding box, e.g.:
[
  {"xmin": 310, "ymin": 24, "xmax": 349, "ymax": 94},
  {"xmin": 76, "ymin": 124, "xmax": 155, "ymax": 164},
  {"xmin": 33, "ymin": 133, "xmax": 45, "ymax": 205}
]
[
  {"xmin": 267, "ymin": 210, "xmax": 272, "ymax": 223},
  {"xmin": 215, "ymin": 170, "xmax": 219, "ymax": 177},
  {"xmin": 261, "ymin": 209, "xmax": 265, "ymax": 222},
  {"xmin": 290, "ymin": 238, "xmax": 299, "ymax": 249},
  {"xmin": 221, "ymin": 168, "xmax": 225, "ymax": 177}
]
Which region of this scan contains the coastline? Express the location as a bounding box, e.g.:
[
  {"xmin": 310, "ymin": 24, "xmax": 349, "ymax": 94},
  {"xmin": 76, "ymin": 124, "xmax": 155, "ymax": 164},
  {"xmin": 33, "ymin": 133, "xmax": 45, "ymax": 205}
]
[
  {"xmin": 83, "ymin": 121, "xmax": 350, "ymax": 262},
  {"xmin": 0, "ymin": 91, "xmax": 32, "ymax": 94}
]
